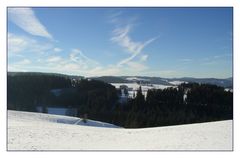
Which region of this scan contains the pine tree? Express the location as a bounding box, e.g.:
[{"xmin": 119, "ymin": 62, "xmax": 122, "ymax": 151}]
[{"xmin": 135, "ymin": 86, "xmax": 145, "ymax": 109}]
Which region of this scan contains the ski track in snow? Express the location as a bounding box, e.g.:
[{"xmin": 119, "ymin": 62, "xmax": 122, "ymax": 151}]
[{"xmin": 8, "ymin": 110, "xmax": 232, "ymax": 151}]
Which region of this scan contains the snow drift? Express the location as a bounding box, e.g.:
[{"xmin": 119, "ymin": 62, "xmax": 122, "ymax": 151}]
[{"xmin": 8, "ymin": 110, "xmax": 232, "ymax": 151}]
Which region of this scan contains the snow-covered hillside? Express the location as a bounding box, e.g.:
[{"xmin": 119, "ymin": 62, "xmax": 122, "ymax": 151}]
[{"xmin": 8, "ymin": 110, "xmax": 232, "ymax": 150}]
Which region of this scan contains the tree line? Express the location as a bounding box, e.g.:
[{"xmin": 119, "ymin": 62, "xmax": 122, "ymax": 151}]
[
  {"xmin": 8, "ymin": 72, "xmax": 72, "ymax": 111},
  {"xmin": 7, "ymin": 72, "xmax": 233, "ymax": 128},
  {"xmin": 112, "ymin": 83, "xmax": 232, "ymax": 128}
]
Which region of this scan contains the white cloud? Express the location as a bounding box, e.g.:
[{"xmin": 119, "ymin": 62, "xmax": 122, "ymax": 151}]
[
  {"xmin": 108, "ymin": 11, "xmax": 122, "ymax": 24},
  {"xmin": 31, "ymin": 48, "xmax": 99, "ymax": 75},
  {"xmin": 69, "ymin": 49, "xmax": 80, "ymax": 62},
  {"xmin": 61, "ymin": 63, "xmax": 81, "ymax": 70},
  {"xmin": 87, "ymin": 66, "xmax": 121, "ymax": 77},
  {"xmin": 111, "ymin": 25, "xmax": 140, "ymax": 54},
  {"xmin": 8, "ymin": 65, "xmax": 28, "ymax": 72},
  {"xmin": 86, "ymin": 61, "xmax": 148, "ymax": 77},
  {"xmin": 47, "ymin": 56, "xmax": 62, "ymax": 63},
  {"xmin": 8, "ymin": 8, "xmax": 52, "ymax": 39},
  {"xmin": 8, "ymin": 59, "xmax": 32, "ymax": 72},
  {"xmin": 16, "ymin": 59, "xmax": 31, "ymax": 65},
  {"xmin": 53, "ymin": 48, "xmax": 62, "ymax": 52},
  {"xmin": 140, "ymin": 54, "xmax": 148, "ymax": 62},
  {"xmin": 69, "ymin": 49, "xmax": 98, "ymax": 66},
  {"xmin": 109, "ymin": 16, "xmax": 159, "ymax": 76},
  {"xmin": 126, "ymin": 61, "xmax": 148, "ymax": 71},
  {"xmin": 8, "ymin": 33, "xmax": 32, "ymax": 53},
  {"xmin": 8, "ymin": 33, "xmax": 53, "ymax": 54},
  {"xmin": 111, "ymin": 25, "xmax": 157, "ymax": 66}
]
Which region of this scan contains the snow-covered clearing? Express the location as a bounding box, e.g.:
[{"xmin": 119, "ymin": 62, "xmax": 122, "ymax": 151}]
[
  {"xmin": 169, "ymin": 80, "xmax": 187, "ymax": 85},
  {"xmin": 126, "ymin": 77, "xmax": 150, "ymax": 81},
  {"xmin": 111, "ymin": 83, "xmax": 174, "ymax": 98},
  {"xmin": 111, "ymin": 83, "xmax": 173, "ymax": 91},
  {"xmin": 8, "ymin": 110, "xmax": 232, "ymax": 151}
]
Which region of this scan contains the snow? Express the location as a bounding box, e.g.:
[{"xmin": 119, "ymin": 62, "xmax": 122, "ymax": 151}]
[
  {"xmin": 111, "ymin": 83, "xmax": 174, "ymax": 91},
  {"xmin": 111, "ymin": 83, "xmax": 141, "ymax": 90},
  {"xmin": 151, "ymin": 84, "xmax": 175, "ymax": 89},
  {"xmin": 36, "ymin": 106, "xmax": 77, "ymax": 116},
  {"xmin": 8, "ymin": 110, "xmax": 232, "ymax": 150},
  {"xmin": 8, "ymin": 110, "xmax": 119, "ymax": 128},
  {"xmin": 225, "ymin": 88, "xmax": 233, "ymax": 92},
  {"xmin": 111, "ymin": 83, "xmax": 175, "ymax": 98},
  {"xmin": 169, "ymin": 80, "xmax": 187, "ymax": 85},
  {"xmin": 126, "ymin": 77, "xmax": 150, "ymax": 81}
]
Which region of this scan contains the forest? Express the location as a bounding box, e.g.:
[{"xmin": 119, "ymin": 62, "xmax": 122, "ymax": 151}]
[{"xmin": 7, "ymin": 72, "xmax": 233, "ymax": 128}]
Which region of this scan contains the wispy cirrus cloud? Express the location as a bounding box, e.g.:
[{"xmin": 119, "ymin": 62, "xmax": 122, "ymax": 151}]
[
  {"xmin": 8, "ymin": 9, "xmax": 160, "ymax": 77},
  {"xmin": 47, "ymin": 48, "xmax": 99, "ymax": 72},
  {"xmin": 111, "ymin": 24, "xmax": 158, "ymax": 66},
  {"xmin": 106, "ymin": 11, "xmax": 159, "ymax": 76},
  {"xmin": 8, "ymin": 33, "xmax": 53, "ymax": 54},
  {"xmin": 140, "ymin": 54, "xmax": 148, "ymax": 62},
  {"xmin": 69, "ymin": 49, "xmax": 99, "ymax": 66},
  {"xmin": 107, "ymin": 11, "xmax": 123, "ymax": 24},
  {"xmin": 8, "ymin": 8, "xmax": 53, "ymax": 39}
]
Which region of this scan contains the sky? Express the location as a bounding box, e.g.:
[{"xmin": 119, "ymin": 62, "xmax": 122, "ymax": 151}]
[{"xmin": 7, "ymin": 7, "xmax": 233, "ymax": 78}]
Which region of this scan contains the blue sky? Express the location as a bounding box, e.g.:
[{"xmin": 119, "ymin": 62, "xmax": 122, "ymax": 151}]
[{"xmin": 8, "ymin": 7, "xmax": 232, "ymax": 78}]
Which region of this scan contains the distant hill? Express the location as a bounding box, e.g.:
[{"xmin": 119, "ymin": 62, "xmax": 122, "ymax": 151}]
[
  {"xmin": 93, "ymin": 76, "xmax": 233, "ymax": 88},
  {"xmin": 170, "ymin": 77, "xmax": 233, "ymax": 88},
  {"xmin": 8, "ymin": 72, "xmax": 84, "ymax": 80},
  {"xmin": 90, "ymin": 76, "xmax": 130, "ymax": 83},
  {"xmin": 122, "ymin": 76, "xmax": 170, "ymax": 85},
  {"xmin": 91, "ymin": 76, "xmax": 170, "ymax": 85}
]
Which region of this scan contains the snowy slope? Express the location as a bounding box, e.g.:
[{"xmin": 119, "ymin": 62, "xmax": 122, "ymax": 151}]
[
  {"xmin": 8, "ymin": 110, "xmax": 232, "ymax": 151},
  {"xmin": 8, "ymin": 110, "xmax": 119, "ymax": 128}
]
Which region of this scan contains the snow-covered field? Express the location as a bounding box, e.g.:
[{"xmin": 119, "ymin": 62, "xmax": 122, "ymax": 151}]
[
  {"xmin": 111, "ymin": 83, "xmax": 174, "ymax": 98},
  {"xmin": 168, "ymin": 80, "xmax": 187, "ymax": 85},
  {"xmin": 111, "ymin": 83, "xmax": 173, "ymax": 91},
  {"xmin": 8, "ymin": 110, "xmax": 232, "ymax": 151}
]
